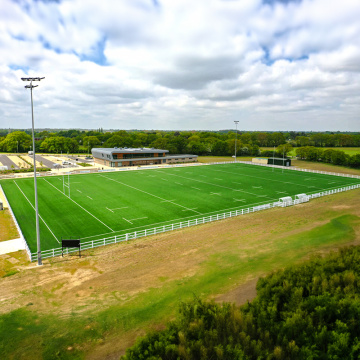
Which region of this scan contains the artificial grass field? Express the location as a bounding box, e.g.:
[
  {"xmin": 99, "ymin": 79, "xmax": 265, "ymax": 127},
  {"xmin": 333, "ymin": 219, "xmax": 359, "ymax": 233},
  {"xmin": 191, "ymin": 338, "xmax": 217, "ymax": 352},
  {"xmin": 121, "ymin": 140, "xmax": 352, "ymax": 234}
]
[{"xmin": 1, "ymin": 162, "xmax": 359, "ymax": 254}]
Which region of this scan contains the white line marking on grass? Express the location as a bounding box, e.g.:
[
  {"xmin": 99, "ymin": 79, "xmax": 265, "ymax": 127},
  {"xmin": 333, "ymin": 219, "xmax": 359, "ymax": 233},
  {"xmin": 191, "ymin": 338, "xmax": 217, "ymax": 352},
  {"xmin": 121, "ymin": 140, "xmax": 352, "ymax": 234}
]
[
  {"xmin": 77, "ymin": 190, "xmax": 82, "ymax": 193},
  {"xmin": 111, "ymin": 206, "xmax": 129, "ymax": 211},
  {"xmin": 87, "ymin": 196, "xmax": 93, "ymax": 200},
  {"xmin": 106, "ymin": 207, "xmax": 114, "ymax": 213},
  {"xmin": 214, "ymin": 178, "xmax": 223, "ymax": 181},
  {"xmin": 123, "ymin": 217, "xmax": 133, "ymax": 224},
  {"xmin": 13, "ymin": 181, "xmax": 60, "ymax": 243},
  {"xmin": 212, "ymin": 168, "xmax": 312, "ymax": 189},
  {"xmin": 252, "ymin": 186, "xmax": 262, "ymax": 189},
  {"xmin": 199, "ymin": 175, "xmax": 207, "ymax": 177},
  {"xmin": 158, "ymin": 171, "xmax": 267, "ymax": 198},
  {"xmin": 191, "ymin": 187, "xmax": 202, "ymax": 190},
  {"xmin": 276, "ymin": 191, "xmax": 287, "ymax": 194},
  {"xmin": 41, "ymin": 178, "xmax": 114, "ymax": 232},
  {"xmin": 182, "ymin": 208, "xmax": 198, "ymax": 212},
  {"xmin": 210, "ymin": 192, "xmax": 221, "ymax": 196},
  {"xmin": 232, "ymin": 182, "xmax": 242, "ymax": 185},
  {"xmin": 233, "ymin": 199, "xmax": 246, "ymax": 202},
  {"xmin": 175, "ymin": 182, "xmax": 183, "ymax": 185},
  {"xmin": 98, "ymin": 174, "xmax": 201, "ymax": 214},
  {"xmin": 161, "ymin": 178, "xmax": 169, "ymax": 181},
  {"xmin": 161, "ymin": 199, "xmax": 176, "ymax": 203},
  {"xmin": 256, "ymin": 195, "xmax": 268, "ymax": 197},
  {"xmin": 80, "ymin": 196, "xmax": 282, "ymax": 242},
  {"xmin": 128, "ymin": 216, "xmax": 148, "ymax": 222}
]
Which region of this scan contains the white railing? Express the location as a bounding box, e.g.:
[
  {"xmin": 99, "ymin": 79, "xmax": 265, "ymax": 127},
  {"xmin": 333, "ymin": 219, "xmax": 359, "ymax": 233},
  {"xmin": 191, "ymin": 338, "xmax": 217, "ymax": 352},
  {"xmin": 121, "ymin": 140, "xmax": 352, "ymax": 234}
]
[
  {"xmin": 0, "ymin": 185, "xmax": 32, "ymax": 260},
  {"xmin": 2, "ymin": 160, "xmax": 360, "ymax": 262},
  {"xmin": 29, "ymin": 183, "xmax": 360, "ymax": 261},
  {"xmin": 233, "ymin": 160, "xmax": 360, "ymax": 179}
]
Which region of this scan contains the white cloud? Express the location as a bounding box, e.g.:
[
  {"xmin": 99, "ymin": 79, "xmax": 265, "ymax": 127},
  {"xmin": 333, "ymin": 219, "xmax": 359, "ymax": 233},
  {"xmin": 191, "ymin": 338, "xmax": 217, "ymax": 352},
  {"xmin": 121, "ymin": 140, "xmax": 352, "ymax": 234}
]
[{"xmin": 0, "ymin": 0, "xmax": 359, "ymax": 131}]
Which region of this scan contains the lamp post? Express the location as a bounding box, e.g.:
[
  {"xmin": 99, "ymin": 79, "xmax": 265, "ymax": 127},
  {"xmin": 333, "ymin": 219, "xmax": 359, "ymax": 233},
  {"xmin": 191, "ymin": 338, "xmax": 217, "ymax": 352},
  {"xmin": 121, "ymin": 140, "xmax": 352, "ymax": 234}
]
[
  {"xmin": 234, "ymin": 121, "xmax": 239, "ymax": 162},
  {"xmin": 21, "ymin": 76, "xmax": 45, "ymax": 266}
]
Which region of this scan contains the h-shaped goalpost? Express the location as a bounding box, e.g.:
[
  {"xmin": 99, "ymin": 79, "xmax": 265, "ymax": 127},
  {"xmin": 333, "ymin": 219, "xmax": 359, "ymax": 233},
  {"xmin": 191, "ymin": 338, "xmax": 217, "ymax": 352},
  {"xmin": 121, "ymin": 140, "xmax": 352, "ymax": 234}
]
[{"xmin": 63, "ymin": 172, "xmax": 71, "ymax": 198}]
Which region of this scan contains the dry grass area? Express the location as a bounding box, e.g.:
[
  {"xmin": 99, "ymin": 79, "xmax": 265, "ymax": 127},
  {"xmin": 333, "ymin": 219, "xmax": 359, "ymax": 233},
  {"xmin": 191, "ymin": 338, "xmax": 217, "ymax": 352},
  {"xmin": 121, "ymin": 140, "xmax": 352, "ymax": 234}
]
[
  {"xmin": 0, "ymin": 160, "xmax": 359, "ymax": 359},
  {"xmin": 292, "ymin": 159, "xmax": 360, "ymax": 176},
  {"xmin": 0, "ymin": 188, "xmax": 359, "ymax": 359},
  {"xmin": 0, "ymin": 209, "xmax": 19, "ymax": 242}
]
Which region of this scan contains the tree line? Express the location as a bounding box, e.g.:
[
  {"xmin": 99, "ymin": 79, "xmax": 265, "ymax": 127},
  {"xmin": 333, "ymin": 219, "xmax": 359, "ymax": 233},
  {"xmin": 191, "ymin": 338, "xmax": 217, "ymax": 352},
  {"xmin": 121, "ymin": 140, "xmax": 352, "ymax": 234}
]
[
  {"xmin": 296, "ymin": 146, "xmax": 360, "ymax": 169},
  {"xmin": 122, "ymin": 246, "xmax": 360, "ymax": 359},
  {"xmin": 0, "ymin": 130, "xmax": 359, "ymax": 156}
]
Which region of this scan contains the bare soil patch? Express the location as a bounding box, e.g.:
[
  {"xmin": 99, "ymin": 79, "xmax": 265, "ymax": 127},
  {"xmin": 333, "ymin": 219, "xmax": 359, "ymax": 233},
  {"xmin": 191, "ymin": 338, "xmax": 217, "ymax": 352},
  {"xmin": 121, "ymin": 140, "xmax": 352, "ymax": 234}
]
[{"xmin": 0, "ymin": 188, "xmax": 359, "ymax": 359}]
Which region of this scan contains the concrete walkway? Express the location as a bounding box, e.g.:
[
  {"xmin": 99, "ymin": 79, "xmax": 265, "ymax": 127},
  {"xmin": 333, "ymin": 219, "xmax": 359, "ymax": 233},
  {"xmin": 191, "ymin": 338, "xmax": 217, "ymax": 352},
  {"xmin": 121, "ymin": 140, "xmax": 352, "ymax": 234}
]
[{"xmin": 0, "ymin": 238, "xmax": 25, "ymax": 255}]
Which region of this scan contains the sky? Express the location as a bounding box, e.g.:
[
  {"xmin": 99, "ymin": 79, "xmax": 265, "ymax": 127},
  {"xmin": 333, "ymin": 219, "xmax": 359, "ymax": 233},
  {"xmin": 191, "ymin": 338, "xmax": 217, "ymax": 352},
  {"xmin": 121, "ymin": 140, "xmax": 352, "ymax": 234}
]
[{"xmin": 0, "ymin": 0, "xmax": 359, "ymax": 131}]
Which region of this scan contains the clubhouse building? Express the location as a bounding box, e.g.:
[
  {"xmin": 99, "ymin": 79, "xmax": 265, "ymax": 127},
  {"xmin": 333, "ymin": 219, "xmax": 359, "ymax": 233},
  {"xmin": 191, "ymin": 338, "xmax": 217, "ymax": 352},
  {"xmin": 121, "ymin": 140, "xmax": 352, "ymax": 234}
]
[{"xmin": 92, "ymin": 147, "xmax": 198, "ymax": 167}]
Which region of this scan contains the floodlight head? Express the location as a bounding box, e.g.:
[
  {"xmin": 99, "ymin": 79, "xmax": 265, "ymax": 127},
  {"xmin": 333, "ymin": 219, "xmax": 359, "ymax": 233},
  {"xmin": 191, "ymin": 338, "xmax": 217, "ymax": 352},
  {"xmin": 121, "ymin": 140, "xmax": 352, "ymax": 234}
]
[
  {"xmin": 25, "ymin": 84, "xmax": 38, "ymax": 89},
  {"xmin": 21, "ymin": 77, "xmax": 45, "ymax": 81}
]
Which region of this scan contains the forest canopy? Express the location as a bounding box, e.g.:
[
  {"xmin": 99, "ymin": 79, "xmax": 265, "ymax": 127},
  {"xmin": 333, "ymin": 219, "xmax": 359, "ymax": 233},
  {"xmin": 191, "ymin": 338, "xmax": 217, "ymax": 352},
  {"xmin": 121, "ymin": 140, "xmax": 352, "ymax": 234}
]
[{"xmin": 122, "ymin": 246, "xmax": 360, "ymax": 360}]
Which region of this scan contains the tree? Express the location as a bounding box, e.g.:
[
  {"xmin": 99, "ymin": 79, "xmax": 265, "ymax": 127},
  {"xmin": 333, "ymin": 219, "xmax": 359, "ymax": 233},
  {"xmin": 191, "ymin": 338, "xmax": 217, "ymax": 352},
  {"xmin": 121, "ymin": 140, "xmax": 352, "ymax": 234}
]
[
  {"xmin": 2, "ymin": 131, "xmax": 31, "ymax": 152},
  {"xmin": 276, "ymin": 144, "xmax": 293, "ymax": 157}
]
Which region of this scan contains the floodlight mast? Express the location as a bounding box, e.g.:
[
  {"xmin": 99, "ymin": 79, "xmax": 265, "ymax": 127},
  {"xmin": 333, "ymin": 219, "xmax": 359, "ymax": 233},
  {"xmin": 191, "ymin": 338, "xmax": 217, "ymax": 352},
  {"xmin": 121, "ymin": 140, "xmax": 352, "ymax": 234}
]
[
  {"xmin": 21, "ymin": 76, "xmax": 45, "ymax": 266},
  {"xmin": 234, "ymin": 121, "xmax": 239, "ymax": 162}
]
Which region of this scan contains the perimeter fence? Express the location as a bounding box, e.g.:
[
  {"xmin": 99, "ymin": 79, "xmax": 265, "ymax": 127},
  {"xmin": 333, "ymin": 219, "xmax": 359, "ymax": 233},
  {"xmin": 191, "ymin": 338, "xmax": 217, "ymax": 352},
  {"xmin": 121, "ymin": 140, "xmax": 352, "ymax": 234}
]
[
  {"xmin": 1, "ymin": 160, "xmax": 360, "ymax": 262},
  {"xmin": 30, "ymin": 183, "xmax": 360, "ymax": 262}
]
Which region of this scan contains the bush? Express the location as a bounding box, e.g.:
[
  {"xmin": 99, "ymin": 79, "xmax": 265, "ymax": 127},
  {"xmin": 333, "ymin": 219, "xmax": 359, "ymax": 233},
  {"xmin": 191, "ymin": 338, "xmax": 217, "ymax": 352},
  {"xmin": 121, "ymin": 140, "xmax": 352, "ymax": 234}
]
[{"xmin": 122, "ymin": 246, "xmax": 360, "ymax": 359}]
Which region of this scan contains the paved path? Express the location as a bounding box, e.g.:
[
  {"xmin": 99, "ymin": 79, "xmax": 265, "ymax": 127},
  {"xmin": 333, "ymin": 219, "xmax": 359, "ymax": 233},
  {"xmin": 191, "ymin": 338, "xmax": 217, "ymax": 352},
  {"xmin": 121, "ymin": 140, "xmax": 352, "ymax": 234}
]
[
  {"xmin": 67, "ymin": 155, "xmax": 93, "ymax": 164},
  {"xmin": 0, "ymin": 238, "xmax": 25, "ymax": 255},
  {"xmin": 35, "ymin": 155, "xmax": 56, "ymax": 168},
  {"xmin": 0, "ymin": 155, "xmax": 19, "ymax": 169}
]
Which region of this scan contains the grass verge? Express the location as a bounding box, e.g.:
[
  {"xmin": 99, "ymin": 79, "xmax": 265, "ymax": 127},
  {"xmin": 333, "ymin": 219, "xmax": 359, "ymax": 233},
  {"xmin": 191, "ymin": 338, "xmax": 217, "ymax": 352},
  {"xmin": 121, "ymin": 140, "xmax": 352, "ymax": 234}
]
[{"xmin": 0, "ymin": 188, "xmax": 359, "ymax": 359}]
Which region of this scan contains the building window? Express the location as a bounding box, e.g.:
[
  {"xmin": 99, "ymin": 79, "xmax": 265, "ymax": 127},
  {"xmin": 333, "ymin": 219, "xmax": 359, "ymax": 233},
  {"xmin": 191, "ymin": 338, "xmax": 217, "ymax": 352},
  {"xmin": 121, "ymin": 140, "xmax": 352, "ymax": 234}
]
[{"xmin": 113, "ymin": 154, "xmax": 118, "ymax": 159}]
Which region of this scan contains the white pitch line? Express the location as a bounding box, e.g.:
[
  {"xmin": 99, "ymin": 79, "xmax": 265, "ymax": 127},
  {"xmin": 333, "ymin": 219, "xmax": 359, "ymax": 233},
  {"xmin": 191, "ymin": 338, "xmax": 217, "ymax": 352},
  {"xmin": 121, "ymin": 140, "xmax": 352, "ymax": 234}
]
[
  {"xmin": 233, "ymin": 199, "xmax": 246, "ymax": 202},
  {"xmin": 214, "ymin": 178, "xmax": 223, "ymax": 181},
  {"xmin": 13, "ymin": 181, "xmax": 60, "ymax": 243},
  {"xmin": 210, "ymin": 192, "xmax": 221, "ymax": 196},
  {"xmin": 87, "ymin": 196, "xmax": 93, "ymax": 200},
  {"xmin": 160, "ymin": 199, "xmax": 176, "ymax": 203},
  {"xmin": 232, "ymin": 182, "xmax": 242, "ymax": 185},
  {"xmin": 161, "ymin": 178, "xmax": 169, "ymax": 181},
  {"xmin": 128, "ymin": 216, "xmax": 148, "ymax": 222},
  {"xmin": 98, "ymin": 174, "xmax": 201, "ymax": 214},
  {"xmin": 77, "ymin": 189, "xmax": 82, "ymax": 193},
  {"xmin": 191, "ymin": 187, "xmax": 202, "ymax": 190},
  {"xmin": 212, "ymin": 168, "xmax": 312, "ymax": 189},
  {"xmin": 41, "ymin": 178, "xmax": 114, "ymax": 232},
  {"xmin": 111, "ymin": 206, "xmax": 129, "ymax": 210},
  {"xmin": 106, "ymin": 207, "xmax": 114, "ymax": 213},
  {"xmin": 175, "ymin": 182, "xmax": 183, "ymax": 185},
  {"xmin": 123, "ymin": 217, "xmax": 133, "ymax": 224},
  {"xmin": 182, "ymin": 208, "xmax": 198, "ymax": 212},
  {"xmin": 252, "ymin": 186, "xmax": 262, "ymax": 189},
  {"xmin": 158, "ymin": 171, "xmax": 264, "ymax": 198}
]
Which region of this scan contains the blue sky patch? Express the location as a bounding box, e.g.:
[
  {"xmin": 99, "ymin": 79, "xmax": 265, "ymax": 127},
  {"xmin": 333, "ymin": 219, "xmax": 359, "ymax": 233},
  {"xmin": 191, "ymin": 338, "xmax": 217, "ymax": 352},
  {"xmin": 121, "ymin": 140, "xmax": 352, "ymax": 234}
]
[{"xmin": 78, "ymin": 37, "xmax": 107, "ymax": 66}]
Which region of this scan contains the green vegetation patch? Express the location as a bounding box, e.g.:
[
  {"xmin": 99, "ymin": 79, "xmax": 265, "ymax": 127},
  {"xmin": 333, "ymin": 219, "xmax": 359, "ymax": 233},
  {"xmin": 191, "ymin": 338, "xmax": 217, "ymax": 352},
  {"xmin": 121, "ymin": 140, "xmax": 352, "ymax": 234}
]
[
  {"xmin": 0, "ymin": 213, "xmax": 358, "ymax": 359},
  {"xmin": 122, "ymin": 245, "xmax": 360, "ymax": 360}
]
